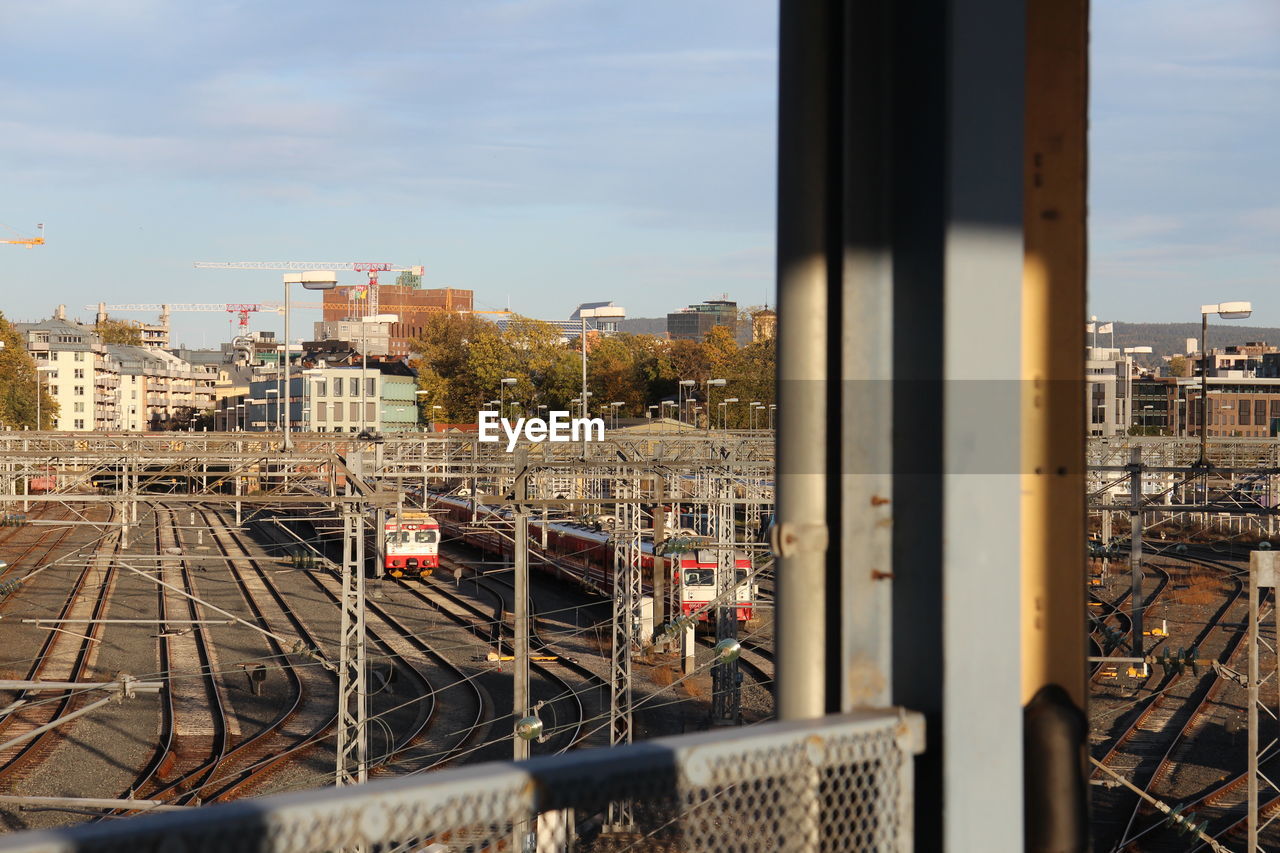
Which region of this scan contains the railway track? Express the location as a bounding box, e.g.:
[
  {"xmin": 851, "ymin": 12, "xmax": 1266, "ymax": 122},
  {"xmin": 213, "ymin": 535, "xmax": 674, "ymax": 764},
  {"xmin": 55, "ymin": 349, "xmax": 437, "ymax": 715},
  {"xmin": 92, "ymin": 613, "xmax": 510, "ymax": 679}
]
[
  {"xmin": 1091, "ymin": 554, "xmax": 1249, "ymax": 850},
  {"xmin": 247, "ymin": 512, "xmax": 492, "ymax": 776},
  {"xmin": 416, "ymin": 552, "xmax": 608, "ymax": 754},
  {"xmin": 0, "ymin": 505, "xmax": 121, "ymax": 787}
]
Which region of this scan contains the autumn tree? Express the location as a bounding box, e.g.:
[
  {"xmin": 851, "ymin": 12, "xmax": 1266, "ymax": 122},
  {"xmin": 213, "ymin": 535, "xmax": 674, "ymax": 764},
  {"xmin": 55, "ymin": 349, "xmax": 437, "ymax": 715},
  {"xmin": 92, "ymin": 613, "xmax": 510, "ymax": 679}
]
[
  {"xmin": 94, "ymin": 319, "xmax": 144, "ymax": 346},
  {"xmin": 0, "ymin": 312, "xmax": 57, "ymax": 429}
]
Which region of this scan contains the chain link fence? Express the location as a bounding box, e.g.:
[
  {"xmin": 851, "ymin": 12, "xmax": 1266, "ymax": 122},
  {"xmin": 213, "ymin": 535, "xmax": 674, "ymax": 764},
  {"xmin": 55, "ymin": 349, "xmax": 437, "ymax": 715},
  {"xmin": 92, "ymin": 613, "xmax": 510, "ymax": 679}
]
[{"xmin": 0, "ymin": 711, "xmax": 922, "ymax": 853}]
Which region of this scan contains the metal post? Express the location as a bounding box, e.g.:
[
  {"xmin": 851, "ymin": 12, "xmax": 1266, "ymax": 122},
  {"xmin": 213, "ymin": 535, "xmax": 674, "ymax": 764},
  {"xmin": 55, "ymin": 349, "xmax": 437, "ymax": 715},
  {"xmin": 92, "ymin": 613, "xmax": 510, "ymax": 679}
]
[
  {"xmin": 336, "ymin": 503, "xmax": 368, "ymax": 786},
  {"xmin": 1248, "ymin": 550, "xmax": 1278, "ymax": 852},
  {"xmin": 514, "ymin": 510, "xmax": 529, "ymax": 762},
  {"xmin": 580, "ymin": 316, "xmax": 588, "ymax": 421},
  {"xmin": 711, "ymin": 472, "xmax": 740, "ymax": 725},
  {"xmin": 1129, "ymin": 447, "xmax": 1144, "ymax": 658},
  {"xmin": 652, "ymin": 476, "xmax": 665, "ymax": 638},
  {"xmin": 774, "ymin": 0, "xmax": 829, "ymax": 723},
  {"xmin": 1200, "ymin": 311, "xmax": 1209, "ymax": 465},
  {"xmin": 283, "ymin": 279, "xmax": 292, "ymax": 450},
  {"xmin": 607, "ymin": 474, "xmax": 642, "ymax": 831}
]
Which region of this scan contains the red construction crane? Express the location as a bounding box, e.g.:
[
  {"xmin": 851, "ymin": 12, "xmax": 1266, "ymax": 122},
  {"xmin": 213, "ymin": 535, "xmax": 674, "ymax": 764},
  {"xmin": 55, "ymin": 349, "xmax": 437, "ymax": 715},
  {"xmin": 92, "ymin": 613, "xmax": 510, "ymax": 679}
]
[
  {"xmin": 193, "ymin": 261, "xmax": 425, "ymax": 317},
  {"xmin": 87, "ymin": 301, "xmax": 324, "ymax": 332}
]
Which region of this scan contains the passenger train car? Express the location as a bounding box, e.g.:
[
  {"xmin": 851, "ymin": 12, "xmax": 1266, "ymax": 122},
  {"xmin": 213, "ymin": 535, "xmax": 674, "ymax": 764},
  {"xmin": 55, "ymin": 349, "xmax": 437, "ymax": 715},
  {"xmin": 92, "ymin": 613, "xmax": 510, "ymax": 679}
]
[
  {"xmin": 429, "ymin": 493, "xmax": 755, "ymax": 623},
  {"xmin": 383, "ymin": 511, "xmax": 440, "ymax": 579}
]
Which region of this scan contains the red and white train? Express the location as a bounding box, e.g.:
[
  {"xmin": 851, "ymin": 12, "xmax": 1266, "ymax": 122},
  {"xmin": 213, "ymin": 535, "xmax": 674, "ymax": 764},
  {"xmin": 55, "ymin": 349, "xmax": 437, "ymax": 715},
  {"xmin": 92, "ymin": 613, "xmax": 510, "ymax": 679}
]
[
  {"xmin": 428, "ymin": 493, "xmax": 755, "ymax": 623},
  {"xmin": 383, "ymin": 510, "xmax": 440, "ymax": 579}
]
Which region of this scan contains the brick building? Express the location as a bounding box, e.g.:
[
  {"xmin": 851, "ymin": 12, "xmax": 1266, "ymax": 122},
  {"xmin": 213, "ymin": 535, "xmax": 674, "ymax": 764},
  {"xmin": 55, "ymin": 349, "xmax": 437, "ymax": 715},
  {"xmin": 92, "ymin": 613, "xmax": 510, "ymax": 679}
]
[{"xmin": 323, "ymin": 284, "xmax": 474, "ymax": 357}]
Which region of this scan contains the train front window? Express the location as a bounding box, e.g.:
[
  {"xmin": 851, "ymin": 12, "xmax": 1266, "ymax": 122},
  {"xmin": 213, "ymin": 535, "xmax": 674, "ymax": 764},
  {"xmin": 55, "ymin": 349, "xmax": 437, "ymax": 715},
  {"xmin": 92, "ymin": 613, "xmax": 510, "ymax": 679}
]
[
  {"xmin": 736, "ymin": 569, "xmax": 748, "ymax": 585},
  {"xmin": 683, "ymin": 570, "xmax": 709, "ymax": 586},
  {"xmin": 415, "ymin": 530, "xmax": 439, "ymax": 545}
]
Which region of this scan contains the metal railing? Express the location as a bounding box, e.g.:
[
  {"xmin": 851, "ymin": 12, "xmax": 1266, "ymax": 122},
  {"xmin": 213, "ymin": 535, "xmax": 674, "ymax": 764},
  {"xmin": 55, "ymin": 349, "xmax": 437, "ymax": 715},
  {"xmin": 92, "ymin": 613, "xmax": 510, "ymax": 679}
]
[{"xmin": 0, "ymin": 711, "xmax": 922, "ymax": 853}]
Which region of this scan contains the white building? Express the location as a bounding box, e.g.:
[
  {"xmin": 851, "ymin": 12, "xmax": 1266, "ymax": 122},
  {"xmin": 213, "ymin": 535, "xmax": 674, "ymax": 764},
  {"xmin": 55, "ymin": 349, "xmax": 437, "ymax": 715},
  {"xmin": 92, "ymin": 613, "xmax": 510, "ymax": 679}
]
[
  {"xmin": 107, "ymin": 345, "xmax": 217, "ymax": 431},
  {"xmin": 16, "ymin": 315, "xmax": 119, "ymax": 431}
]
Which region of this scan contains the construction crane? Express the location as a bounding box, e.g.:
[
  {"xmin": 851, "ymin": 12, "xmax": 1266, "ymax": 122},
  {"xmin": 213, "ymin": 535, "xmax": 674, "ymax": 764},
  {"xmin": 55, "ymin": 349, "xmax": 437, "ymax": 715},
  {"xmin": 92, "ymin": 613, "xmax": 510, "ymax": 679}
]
[
  {"xmin": 193, "ymin": 261, "xmax": 425, "ymax": 317},
  {"xmin": 86, "ymin": 301, "xmax": 325, "ymax": 332},
  {"xmin": 1, "ymin": 223, "xmax": 44, "ymax": 248}
]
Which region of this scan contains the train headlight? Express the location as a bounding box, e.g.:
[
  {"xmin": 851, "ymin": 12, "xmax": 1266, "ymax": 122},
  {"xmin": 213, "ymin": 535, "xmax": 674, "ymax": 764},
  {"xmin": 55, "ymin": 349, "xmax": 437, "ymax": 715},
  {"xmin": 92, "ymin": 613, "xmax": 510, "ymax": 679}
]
[
  {"xmin": 713, "ymin": 638, "xmax": 741, "ymax": 662},
  {"xmin": 515, "ymin": 715, "xmax": 543, "ymax": 741}
]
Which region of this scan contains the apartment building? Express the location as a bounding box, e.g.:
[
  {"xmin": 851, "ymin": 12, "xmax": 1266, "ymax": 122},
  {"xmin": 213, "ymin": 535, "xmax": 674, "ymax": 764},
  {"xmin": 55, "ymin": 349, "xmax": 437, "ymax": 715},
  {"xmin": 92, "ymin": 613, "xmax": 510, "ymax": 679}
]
[
  {"xmin": 238, "ymin": 361, "xmax": 418, "ymax": 434},
  {"xmin": 108, "ymin": 345, "xmax": 218, "ymax": 431},
  {"xmin": 16, "ymin": 316, "xmax": 119, "ymax": 431}
]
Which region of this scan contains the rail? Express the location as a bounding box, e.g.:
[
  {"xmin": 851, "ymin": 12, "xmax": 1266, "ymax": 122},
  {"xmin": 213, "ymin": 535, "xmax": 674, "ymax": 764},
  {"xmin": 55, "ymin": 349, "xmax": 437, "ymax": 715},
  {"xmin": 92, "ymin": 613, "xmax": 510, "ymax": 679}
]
[{"xmin": 0, "ymin": 711, "xmax": 922, "ymax": 853}]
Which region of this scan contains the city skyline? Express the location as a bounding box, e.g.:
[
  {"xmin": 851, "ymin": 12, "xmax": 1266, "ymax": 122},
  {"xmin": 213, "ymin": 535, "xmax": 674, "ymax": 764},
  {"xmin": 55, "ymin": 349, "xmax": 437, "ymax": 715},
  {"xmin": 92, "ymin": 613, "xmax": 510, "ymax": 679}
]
[{"xmin": 2, "ymin": 1, "xmax": 1275, "ymax": 346}]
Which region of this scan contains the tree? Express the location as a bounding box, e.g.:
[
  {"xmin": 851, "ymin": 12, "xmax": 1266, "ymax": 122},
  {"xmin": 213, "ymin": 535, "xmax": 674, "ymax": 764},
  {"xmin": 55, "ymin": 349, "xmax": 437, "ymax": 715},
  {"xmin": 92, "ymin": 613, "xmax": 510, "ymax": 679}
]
[
  {"xmin": 410, "ymin": 313, "xmax": 503, "ymax": 422},
  {"xmin": 1167, "ymin": 355, "xmax": 1188, "ymax": 378},
  {"xmin": 94, "ymin": 319, "xmax": 144, "ymax": 346},
  {"xmin": 0, "ymin": 312, "xmax": 56, "ymax": 430}
]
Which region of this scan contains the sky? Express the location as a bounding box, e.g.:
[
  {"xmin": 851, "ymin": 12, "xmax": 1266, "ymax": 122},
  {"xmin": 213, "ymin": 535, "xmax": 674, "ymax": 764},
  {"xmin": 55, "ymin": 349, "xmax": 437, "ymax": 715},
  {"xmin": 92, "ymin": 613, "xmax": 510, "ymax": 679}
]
[{"xmin": 0, "ymin": 1, "xmax": 1276, "ymax": 348}]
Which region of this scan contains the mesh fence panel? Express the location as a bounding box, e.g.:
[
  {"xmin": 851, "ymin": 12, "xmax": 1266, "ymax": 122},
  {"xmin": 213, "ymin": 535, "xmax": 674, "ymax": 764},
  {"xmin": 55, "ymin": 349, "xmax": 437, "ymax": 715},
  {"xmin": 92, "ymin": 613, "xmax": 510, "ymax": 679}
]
[{"xmin": 0, "ymin": 712, "xmax": 920, "ymax": 853}]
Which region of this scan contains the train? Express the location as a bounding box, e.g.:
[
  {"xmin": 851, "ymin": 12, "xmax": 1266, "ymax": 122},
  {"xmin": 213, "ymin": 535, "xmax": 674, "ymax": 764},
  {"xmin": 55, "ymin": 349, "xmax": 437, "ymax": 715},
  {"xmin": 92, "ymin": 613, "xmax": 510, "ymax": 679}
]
[
  {"xmin": 428, "ymin": 492, "xmax": 756, "ymax": 623},
  {"xmin": 383, "ymin": 510, "xmax": 440, "ymax": 579}
]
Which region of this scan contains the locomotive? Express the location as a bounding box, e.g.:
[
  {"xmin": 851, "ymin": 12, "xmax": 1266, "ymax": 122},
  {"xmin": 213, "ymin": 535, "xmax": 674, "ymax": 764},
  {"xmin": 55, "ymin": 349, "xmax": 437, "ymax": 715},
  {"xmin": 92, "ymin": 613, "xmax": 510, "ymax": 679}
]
[
  {"xmin": 428, "ymin": 493, "xmax": 755, "ymax": 623},
  {"xmin": 383, "ymin": 510, "xmax": 440, "ymax": 579}
]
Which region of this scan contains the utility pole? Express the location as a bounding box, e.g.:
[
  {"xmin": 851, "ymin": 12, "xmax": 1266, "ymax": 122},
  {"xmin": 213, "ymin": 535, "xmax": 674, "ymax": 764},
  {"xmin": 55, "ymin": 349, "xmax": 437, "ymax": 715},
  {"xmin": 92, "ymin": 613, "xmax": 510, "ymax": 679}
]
[
  {"xmin": 711, "ymin": 471, "xmax": 741, "ymax": 725},
  {"xmin": 607, "ymin": 474, "xmax": 642, "ymax": 831},
  {"xmin": 1249, "ymin": 550, "xmax": 1278, "ymax": 852},
  {"xmin": 336, "ymin": 500, "xmax": 368, "ymax": 786},
  {"xmin": 512, "ymin": 449, "xmax": 531, "ymax": 762},
  {"xmin": 1128, "ymin": 447, "xmax": 1144, "ymax": 659},
  {"xmin": 652, "ymin": 474, "xmax": 665, "ymax": 640}
]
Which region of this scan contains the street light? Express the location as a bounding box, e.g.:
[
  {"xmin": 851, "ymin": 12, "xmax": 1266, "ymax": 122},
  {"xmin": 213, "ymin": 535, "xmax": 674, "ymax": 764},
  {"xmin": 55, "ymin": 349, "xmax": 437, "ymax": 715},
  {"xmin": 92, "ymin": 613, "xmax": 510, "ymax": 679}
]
[
  {"xmin": 678, "ymin": 379, "xmax": 696, "ymax": 425},
  {"xmin": 719, "ymin": 398, "xmax": 738, "ymax": 430},
  {"xmin": 282, "ymin": 271, "xmax": 338, "ymax": 449},
  {"xmin": 500, "ymin": 377, "xmax": 517, "ymax": 417},
  {"xmin": 577, "ymin": 307, "xmax": 604, "ymax": 420},
  {"xmin": 705, "ymin": 378, "xmax": 726, "ymax": 431},
  {"xmin": 302, "ymin": 368, "xmax": 325, "ymax": 433},
  {"xmin": 1142, "ymin": 404, "xmax": 1154, "ymax": 435},
  {"xmin": 34, "ymin": 365, "xmax": 56, "ymax": 431},
  {"xmin": 432, "ymin": 404, "xmax": 443, "ymax": 432},
  {"xmin": 1198, "ymin": 301, "xmax": 1253, "ymax": 464},
  {"xmin": 609, "ymin": 401, "xmax": 623, "ymax": 429},
  {"xmin": 265, "ymin": 389, "xmax": 278, "ymax": 432},
  {"xmin": 356, "ymin": 313, "xmax": 398, "ymax": 436}
]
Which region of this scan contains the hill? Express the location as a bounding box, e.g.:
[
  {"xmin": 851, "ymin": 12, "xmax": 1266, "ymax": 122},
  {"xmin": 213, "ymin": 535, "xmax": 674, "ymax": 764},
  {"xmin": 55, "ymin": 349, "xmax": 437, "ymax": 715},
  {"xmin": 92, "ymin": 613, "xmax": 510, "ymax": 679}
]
[{"xmin": 1110, "ymin": 322, "xmax": 1280, "ymax": 364}]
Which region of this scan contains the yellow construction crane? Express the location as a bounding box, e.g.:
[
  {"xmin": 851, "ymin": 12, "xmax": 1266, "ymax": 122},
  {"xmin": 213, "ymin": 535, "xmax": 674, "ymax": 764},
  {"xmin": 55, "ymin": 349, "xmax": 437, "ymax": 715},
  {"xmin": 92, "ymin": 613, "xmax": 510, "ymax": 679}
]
[{"xmin": 1, "ymin": 223, "xmax": 44, "ymax": 248}]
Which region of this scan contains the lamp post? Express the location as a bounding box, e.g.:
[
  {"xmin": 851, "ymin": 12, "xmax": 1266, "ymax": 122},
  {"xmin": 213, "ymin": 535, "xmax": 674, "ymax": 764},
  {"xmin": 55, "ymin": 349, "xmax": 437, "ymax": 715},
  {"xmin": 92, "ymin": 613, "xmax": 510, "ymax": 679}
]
[
  {"xmin": 769, "ymin": 403, "xmax": 776, "ymax": 430},
  {"xmin": 265, "ymin": 389, "xmax": 278, "ymax": 433},
  {"xmin": 577, "ymin": 307, "xmax": 602, "ymax": 420},
  {"xmin": 432, "ymin": 405, "xmax": 443, "ymax": 432},
  {"xmin": 610, "ymin": 401, "xmax": 623, "ymax": 429},
  {"xmin": 720, "ymin": 397, "xmax": 738, "ymax": 429},
  {"xmin": 1142, "ymin": 405, "xmax": 1154, "ymax": 436},
  {"xmin": 302, "ymin": 368, "xmax": 325, "ymax": 433},
  {"xmin": 34, "ymin": 365, "xmax": 55, "ymax": 430},
  {"xmin": 282, "ymin": 271, "xmax": 338, "ymax": 450},
  {"xmin": 415, "ymin": 390, "xmax": 429, "ymax": 431},
  {"xmin": 1198, "ymin": 302, "xmax": 1252, "ymax": 465},
  {"xmin": 356, "ymin": 314, "xmax": 398, "ymax": 435},
  {"xmin": 749, "ymin": 401, "xmax": 762, "ymax": 430},
  {"xmin": 500, "ymin": 377, "xmax": 516, "ymax": 417},
  {"xmin": 678, "ymin": 379, "xmax": 695, "ymax": 425},
  {"xmin": 704, "ymin": 378, "xmax": 726, "ymax": 431}
]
